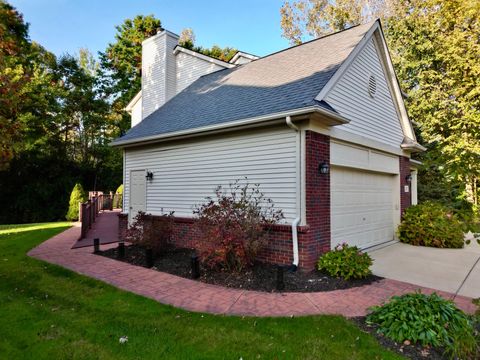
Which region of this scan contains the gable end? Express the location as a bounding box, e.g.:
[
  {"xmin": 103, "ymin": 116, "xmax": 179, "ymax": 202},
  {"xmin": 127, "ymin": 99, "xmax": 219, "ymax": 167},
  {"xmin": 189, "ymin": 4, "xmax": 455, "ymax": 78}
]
[{"xmin": 316, "ymin": 21, "xmax": 418, "ymax": 148}]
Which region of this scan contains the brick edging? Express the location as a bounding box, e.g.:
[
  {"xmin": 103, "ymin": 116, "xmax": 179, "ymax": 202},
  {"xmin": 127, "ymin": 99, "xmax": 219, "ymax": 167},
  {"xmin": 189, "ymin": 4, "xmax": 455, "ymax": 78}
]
[{"xmin": 28, "ymin": 221, "xmax": 477, "ymax": 317}]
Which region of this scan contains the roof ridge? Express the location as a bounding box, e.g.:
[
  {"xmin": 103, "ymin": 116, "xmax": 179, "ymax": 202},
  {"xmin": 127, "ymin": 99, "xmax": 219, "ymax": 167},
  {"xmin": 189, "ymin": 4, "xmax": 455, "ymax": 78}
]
[
  {"xmin": 256, "ymin": 20, "xmax": 377, "ymax": 63},
  {"xmin": 192, "ymin": 20, "xmax": 376, "ymax": 83}
]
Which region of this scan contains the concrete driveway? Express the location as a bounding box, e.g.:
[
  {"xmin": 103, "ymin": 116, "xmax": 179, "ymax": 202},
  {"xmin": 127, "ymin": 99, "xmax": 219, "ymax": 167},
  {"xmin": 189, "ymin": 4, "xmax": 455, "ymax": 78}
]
[{"xmin": 369, "ymin": 236, "xmax": 480, "ymax": 298}]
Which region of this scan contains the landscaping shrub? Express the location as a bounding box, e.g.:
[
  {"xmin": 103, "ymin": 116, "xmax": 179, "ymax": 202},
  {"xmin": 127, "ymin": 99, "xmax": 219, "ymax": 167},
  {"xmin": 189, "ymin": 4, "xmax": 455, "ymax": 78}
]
[
  {"xmin": 126, "ymin": 211, "xmax": 174, "ymax": 255},
  {"xmin": 65, "ymin": 183, "xmax": 88, "ymax": 221},
  {"xmin": 113, "ymin": 184, "xmax": 123, "ymax": 209},
  {"xmin": 398, "ymin": 201, "xmax": 464, "ymax": 248},
  {"xmin": 317, "ymin": 243, "xmax": 372, "ymax": 280},
  {"xmin": 194, "ymin": 179, "xmax": 284, "ymax": 272},
  {"xmin": 367, "ymin": 292, "xmax": 478, "ymax": 359}
]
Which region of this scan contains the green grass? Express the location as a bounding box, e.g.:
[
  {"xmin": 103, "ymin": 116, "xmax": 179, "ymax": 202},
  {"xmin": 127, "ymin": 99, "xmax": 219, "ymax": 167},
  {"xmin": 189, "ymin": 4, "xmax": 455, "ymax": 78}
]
[
  {"xmin": 0, "ymin": 221, "xmax": 72, "ymax": 235},
  {"xmin": 0, "ymin": 223, "xmax": 403, "ymax": 360}
]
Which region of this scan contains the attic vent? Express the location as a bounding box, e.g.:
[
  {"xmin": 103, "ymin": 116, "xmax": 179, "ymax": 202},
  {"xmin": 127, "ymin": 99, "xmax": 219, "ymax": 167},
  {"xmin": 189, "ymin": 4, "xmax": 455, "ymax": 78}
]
[{"xmin": 368, "ymin": 75, "xmax": 377, "ymax": 98}]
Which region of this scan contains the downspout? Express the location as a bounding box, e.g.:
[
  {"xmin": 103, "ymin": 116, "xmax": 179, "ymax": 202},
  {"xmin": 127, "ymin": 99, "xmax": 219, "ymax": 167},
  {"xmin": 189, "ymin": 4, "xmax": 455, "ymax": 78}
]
[{"xmin": 286, "ymin": 116, "xmax": 301, "ymax": 271}]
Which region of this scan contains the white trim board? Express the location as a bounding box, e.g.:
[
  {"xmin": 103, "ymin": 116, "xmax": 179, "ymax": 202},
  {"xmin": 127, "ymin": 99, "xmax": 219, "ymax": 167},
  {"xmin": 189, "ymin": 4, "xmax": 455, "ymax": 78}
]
[
  {"xmin": 315, "ymin": 20, "xmax": 418, "ymax": 145},
  {"xmin": 173, "ymin": 46, "xmax": 235, "ymax": 68}
]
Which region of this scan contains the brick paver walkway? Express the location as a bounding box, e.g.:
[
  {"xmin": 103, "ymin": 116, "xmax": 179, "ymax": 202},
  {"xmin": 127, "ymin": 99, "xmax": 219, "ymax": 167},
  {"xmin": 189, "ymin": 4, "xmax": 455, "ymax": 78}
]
[
  {"xmin": 72, "ymin": 209, "xmax": 120, "ymax": 248},
  {"xmin": 28, "ymin": 213, "xmax": 477, "ymax": 317}
]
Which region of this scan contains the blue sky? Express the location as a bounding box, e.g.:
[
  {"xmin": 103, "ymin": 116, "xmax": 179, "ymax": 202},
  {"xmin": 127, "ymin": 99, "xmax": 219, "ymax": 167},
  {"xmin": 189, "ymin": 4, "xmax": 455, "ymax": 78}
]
[{"xmin": 10, "ymin": 0, "xmax": 291, "ymax": 59}]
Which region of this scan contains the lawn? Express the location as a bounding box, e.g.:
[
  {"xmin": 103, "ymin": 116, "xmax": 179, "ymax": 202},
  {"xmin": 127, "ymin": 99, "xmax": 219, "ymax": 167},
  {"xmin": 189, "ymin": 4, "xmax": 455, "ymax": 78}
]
[{"xmin": 0, "ymin": 223, "xmax": 403, "ymax": 359}]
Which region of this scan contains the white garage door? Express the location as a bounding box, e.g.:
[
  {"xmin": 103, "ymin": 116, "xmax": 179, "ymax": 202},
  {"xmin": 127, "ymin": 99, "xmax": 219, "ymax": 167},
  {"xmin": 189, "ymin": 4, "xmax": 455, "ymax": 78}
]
[{"xmin": 331, "ymin": 167, "xmax": 395, "ymax": 249}]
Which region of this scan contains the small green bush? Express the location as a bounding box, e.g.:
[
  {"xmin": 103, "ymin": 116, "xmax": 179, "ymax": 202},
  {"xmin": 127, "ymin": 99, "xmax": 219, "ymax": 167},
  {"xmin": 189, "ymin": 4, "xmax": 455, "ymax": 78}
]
[
  {"xmin": 65, "ymin": 183, "xmax": 88, "ymax": 221},
  {"xmin": 367, "ymin": 292, "xmax": 478, "ymax": 359},
  {"xmin": 398, "ymin": 201, "xmax": 464, "ymax": 248},
  {"xmin": 317, "ymin": 243, "xmax": 372, "ymax": 280},
  {"xmin": 113, "ymin": 184, "xmax": 123, "ymax": 209}
]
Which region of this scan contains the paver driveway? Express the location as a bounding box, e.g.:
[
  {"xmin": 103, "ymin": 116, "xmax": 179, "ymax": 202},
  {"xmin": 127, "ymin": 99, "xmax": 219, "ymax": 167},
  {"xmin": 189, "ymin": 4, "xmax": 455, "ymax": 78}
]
[{"xmin": 370, "ymin": 237, "xmax": 480, "ymax": 298}]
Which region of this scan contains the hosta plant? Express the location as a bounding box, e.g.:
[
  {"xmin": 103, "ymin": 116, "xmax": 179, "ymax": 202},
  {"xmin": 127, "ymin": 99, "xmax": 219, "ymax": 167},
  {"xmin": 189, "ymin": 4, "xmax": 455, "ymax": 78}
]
[
  {"xmin": 367, "ymin": 292, "xmax": 478, "ymax": 359},
  {"xmin": 317, "ymin": 243, "xmax": 372, "ymax": 280}
]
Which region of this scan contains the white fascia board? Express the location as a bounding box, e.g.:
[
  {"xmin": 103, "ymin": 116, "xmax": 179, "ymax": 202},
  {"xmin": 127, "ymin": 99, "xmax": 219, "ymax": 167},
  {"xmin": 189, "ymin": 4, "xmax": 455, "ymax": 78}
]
[
  {"xmin": 314, "ymin": 20, "xmax": 379, "ymax": 101},
  {"xmin": 110, "ymin": 105, "xmax": 350, "ymax": 148},
  {"xmin": 373, "ymin": 25, "xmax": 418, "ymax": 143},
  {"xmin": 142, "ymin": 29, "xmax": 179, "ymax": 46},
  {"xmin": 230, "ymin": 51, "xmax": 259, "ymax": 64},
  {"xmin": 315, "ymin": 20, "xmax": 422, "ymax": 151},
  {"xmin": 173, "ymin": 46, "xmax": 236, "ymax": 68},
  {"xmin": 125, "ymin": 90, "xmax": 142, "ymax": 113},
  {"xmin": 410, "ymin": 159, "xmax": 423, "ymax": 167},
  {"xmin": 401, "ymin": 142, "xmax": 427, "ymax": 152}
]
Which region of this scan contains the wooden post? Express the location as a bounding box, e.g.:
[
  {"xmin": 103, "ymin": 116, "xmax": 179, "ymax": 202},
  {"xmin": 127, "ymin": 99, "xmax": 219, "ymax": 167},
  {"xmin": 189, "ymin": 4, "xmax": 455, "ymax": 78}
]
[
  {"xmin": 78, "ymin": 201, "xmax": 83, "ymax": 224},
  {"xmin": 93, "ymin": 199, "xmax": 97, "ymax": 223},
  {"xmin": 80, "ymin": 202, "xmax": 87, "ymax": 238},
  {"xmin": 88, "ymin": 200, "xmax": 92, "ymax": 228},
  {"xmin": 109, "ymin": 191, "xmax": 113, "ymax": 211}
]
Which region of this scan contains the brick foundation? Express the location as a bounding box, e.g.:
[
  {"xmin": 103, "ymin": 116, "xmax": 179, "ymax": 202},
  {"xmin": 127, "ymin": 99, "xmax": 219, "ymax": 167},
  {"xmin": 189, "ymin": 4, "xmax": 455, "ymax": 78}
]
[
  {"xmin": 117, "ymin": 213, "xmax": 314, "ymax": 268},
  {"xmin": 118, "ymin": 130, "xmax": 332, "ymax": 271},
  {"xmin": 399, "ymin": 156, "xmax": 412, "ymax": 214}
]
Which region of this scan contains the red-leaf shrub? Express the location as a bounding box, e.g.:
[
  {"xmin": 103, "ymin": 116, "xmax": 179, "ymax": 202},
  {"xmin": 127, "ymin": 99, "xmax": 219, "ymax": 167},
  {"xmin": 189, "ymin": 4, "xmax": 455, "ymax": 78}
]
[
  {"xmin": 126, "ymin": 211, "xmax": 174, "ymax": 255},
  {"xmin": 194, "ymin": 179, "xmax": 284, "ymax": 272}
]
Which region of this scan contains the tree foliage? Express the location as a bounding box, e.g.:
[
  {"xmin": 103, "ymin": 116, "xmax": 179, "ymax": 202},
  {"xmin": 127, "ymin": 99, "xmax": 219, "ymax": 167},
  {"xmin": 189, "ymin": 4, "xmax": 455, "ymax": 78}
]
[
  {"xmin": 0, "ymin": 1, "xmax": 122, "ymax": 223},
  {"xmin": 98, "ymin": 15, "xmax": 162, "ymax": 136},
  {"xmin": 178, "ymin": 27, "xmax": 237, "ymax": 62},
  {"xmin": 66, "ymin": 183, "xmax": 88, "ymax": 221},
  {"xmin": 279, "ymin": 0, "xmax": 480, "ymax": 209},
  {"xmin": 280, "ymin": 0, "xmax": 393, "ymax": 44},
  {"xmin": 0, "ymin": 4, "xmax": 238, "ymax": 224}
]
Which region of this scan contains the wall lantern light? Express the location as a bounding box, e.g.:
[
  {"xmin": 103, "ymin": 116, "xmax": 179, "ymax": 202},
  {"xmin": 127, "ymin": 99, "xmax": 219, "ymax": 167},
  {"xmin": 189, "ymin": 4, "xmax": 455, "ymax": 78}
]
[
  {"xmin": 405, "ymin": 174, "xmax": 412, "ymax": 183},
  {"xmin": 146, "ymin": 171, "xmax": 154, "ymax": 181},
  {"xmin": 319, "ymin": 162, "xmax": 330, "ymax": 175}
]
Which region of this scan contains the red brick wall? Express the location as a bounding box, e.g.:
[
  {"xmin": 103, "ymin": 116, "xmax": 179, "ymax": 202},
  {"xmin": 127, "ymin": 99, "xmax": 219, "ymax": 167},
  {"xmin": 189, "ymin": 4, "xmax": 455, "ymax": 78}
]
[
  {"xmin": 303, "ymin": 131, "xmax": 331, "ymax": 268},
  {"xmin": 117, "ymin": 130, "xmax": 332, "ymax": 270},
  {"xmin": 118, "ymin": 213, "xmax": 128, "ymax": 241},
  {"xmin": 118, "ymin": 213, "xmax": 312, "ymax": 267},
  {"xmin": 399, "ymin": 156, "xmax": 412, "ymax": 214}
]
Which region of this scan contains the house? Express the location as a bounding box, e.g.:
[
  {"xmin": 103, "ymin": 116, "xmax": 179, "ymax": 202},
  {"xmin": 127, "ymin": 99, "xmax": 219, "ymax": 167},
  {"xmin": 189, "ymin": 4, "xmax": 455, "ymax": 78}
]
[{"xmin": 112, "ymin": 20, "xmax": 425, "ymax": 269}]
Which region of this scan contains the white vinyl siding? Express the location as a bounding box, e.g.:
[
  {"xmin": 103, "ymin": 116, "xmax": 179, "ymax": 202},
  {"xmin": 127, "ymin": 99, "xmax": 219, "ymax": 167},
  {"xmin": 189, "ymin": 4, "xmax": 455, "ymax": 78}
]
[
  {"xmin": 165, "ymin": 35, "xmax": 178, "ymax": 101},
  {"xmin": 176, "ymin": 52, "xmax": 225, "ymax": 94},
  {"xmin": 141, "ymin": 32, "xmax": 178, "ymax": 119},
  {"xmin": 124, "ymin": 127, "xmax": 299, "ymax": 222},
  {"xmin": 325, "ymin": 39, "xmax": 404, "ymax": 147}
]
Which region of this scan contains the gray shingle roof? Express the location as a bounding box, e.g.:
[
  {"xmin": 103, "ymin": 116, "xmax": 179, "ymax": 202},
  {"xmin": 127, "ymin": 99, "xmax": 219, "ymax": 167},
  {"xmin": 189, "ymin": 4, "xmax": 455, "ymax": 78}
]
[{"xmin": 113, "ymin": 22, "xmax": 374, "ymax": 145}]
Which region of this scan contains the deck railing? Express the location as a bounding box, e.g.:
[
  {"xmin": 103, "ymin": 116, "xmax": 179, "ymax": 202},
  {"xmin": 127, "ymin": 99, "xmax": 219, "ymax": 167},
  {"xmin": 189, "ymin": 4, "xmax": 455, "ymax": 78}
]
[{"xmin": 79, "ymin": 192, "xmax": 122, "ymax": 239}]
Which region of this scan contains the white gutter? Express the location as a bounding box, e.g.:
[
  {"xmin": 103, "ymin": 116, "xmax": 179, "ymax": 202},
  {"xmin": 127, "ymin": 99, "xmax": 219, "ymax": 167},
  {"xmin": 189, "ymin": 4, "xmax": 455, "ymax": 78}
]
[
  {"xmin": 290, "ymin": 217, "xmax": 301, "ymax": 269},
  {"xmin": 286, "ymin": 115, "xmax": 301, "ymax": 270},
  {"xmin": 111, "ymin": 105, "xmax": 350, "ymax": 148}
]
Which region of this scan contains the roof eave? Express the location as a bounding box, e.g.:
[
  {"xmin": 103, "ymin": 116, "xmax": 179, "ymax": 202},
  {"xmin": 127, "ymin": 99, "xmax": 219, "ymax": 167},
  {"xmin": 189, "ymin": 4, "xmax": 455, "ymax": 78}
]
[
  {"xmin": 110, "ymin": 105, "xmax": 349, "ymax": 148},
  {"xmin": 125, "ymin": 91, "xmax": 142, "ymax": 113},
  {"xmin": 401, "ymin": 142, "xmax": 427, "ymax": 153}
]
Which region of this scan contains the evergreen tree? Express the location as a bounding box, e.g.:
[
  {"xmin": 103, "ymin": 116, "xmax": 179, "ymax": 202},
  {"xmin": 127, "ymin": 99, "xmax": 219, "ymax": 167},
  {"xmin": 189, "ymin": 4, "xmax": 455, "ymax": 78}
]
[{"xmin": 66, "ymin": 183, "xmax": 88, "ymax": 221}]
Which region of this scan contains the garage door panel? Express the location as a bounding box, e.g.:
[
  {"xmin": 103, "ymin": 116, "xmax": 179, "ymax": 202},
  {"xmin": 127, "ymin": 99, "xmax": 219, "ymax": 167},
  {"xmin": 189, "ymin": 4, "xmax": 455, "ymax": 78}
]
[{"xmin": 331, "ymin": 167, "xmax": 395, "ymax": 249}]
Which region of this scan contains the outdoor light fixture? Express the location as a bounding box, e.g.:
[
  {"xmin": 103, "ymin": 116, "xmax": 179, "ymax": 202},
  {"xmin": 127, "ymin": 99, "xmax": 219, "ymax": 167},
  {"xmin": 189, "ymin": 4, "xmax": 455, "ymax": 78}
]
[
  {"xmin": 145, "ymin": 171, "xmax": 154, "ymax": 181},
  {"xmin": 319, "ymin": 162, "xmax": 330, "ymax": 175},
  {"xmin": 405, "ymin": 174, "xmax": 412, "ymax": 183}
]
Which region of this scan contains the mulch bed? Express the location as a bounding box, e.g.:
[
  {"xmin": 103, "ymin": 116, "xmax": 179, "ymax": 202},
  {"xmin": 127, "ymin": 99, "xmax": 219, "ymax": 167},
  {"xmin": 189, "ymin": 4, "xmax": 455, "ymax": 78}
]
[
  {"xmin": 352, "ymin": 317, "xmax": 446, "ymax": 360},
  {"xmin": 98, "ymin": 244, "xmax": 382, "ymax": 293}
]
